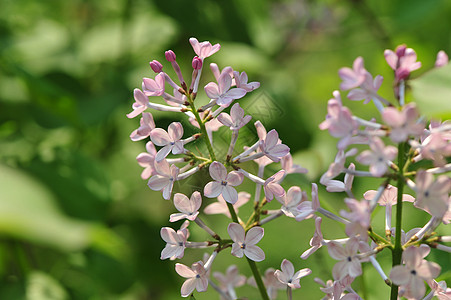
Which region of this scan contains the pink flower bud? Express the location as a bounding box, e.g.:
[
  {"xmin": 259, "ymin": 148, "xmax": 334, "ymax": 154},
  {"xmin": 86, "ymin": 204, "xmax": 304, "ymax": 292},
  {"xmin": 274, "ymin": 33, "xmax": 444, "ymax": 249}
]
[
  {"xmin": 149, "ymin": 60, "xmax": 163, "ymax": 73},
  {"xmin": 192, "ymin": 56, "xmax": 202, "ymax": 70},
  {"xmin": 165, "ymin": 50, "xmax": 176, "ymax": 62},
  {"xmin": 395, "ymin": 44, "xmax": 407, "ymax": 57}
]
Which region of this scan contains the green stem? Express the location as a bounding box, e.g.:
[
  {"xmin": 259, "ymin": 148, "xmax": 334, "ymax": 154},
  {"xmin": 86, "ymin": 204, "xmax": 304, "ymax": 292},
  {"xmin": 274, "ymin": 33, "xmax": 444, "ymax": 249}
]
[
  {"xmin": 226, "ymin": 202, "xmax": 239, "ymax": 223},
  {"xmin": 390, "ymin": 142, "xmax": 406, "ymax": 300},
  {"xmin": 188, "ymin": 98, "xmax": 216, "ymax": 161},
  {"xmin": 247, "ymin": 257, "xmax": 270, "ymax": 300}
]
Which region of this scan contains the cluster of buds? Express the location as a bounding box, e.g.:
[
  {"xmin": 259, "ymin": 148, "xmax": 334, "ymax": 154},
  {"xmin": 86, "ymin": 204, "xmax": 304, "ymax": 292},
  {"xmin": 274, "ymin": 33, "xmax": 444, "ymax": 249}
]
[{"xmin": 128, "ymin": 38, "xmax": 451, "ymax": 300}]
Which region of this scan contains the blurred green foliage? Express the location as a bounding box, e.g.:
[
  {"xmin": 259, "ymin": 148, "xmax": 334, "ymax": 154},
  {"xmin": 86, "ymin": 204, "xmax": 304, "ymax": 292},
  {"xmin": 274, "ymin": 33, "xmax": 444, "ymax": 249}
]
[{"xmin": 0, "ymin": 0, "xmax": 450, "ymax": 299}]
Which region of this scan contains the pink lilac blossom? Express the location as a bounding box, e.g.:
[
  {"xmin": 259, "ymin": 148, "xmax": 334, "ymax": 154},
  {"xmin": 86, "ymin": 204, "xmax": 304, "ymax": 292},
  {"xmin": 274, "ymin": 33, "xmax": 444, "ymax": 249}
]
[
  {"xmin": 415, "ymin": 131, "xmax": 451, "ymax": 167},
  {"xmin": 160, "ymin": 226, "xmax": 188, "ymax": 260},
  {"xmin": 150, "ymin": 122, "xmax": 185, "ymax": 162},
  {"xmin": 130, "ymin": 112, "xmax": 155, "ymax": 141},
  {"xmin": 301, "ymin": 217, "xmax": 324, "ymax": 259},
  {"xmin": 427, "ymin": 280, "xmax": 451, "ymax": 300},
  {"xmin": 127, "ymin": 88, "xmax": 149, "ymax": 119},
  {"xmin": 390, "ymin": 246, "xmax": 441, "ymax": 299},
  {"xmin": 217, "ymin": 103, "xmax": 252, "ymax": 130},
  {"xmin": 274, "ymin": 259, "xmax": 311, "ymax": 289},
  {"xmin": 248, "ymin": 268, "xmax": 286, "ymax": 300},
  {"xmin": 233, "ymin": 71, "xmax": 260, "ymax": 91},
  {"xmin": 384, "ymin": 45, "xmax": 422, "ymax": 81},
  {"xmin": 142, "ymin": 72, "xmax": 165, "ymax": 97},
  {"xmin": 203, "ymin": 192, "xmax": 250, "ymax": 218},
  {"xmin": 259, "ymin": 129, "xmax": 290, "ymax": 162},
  {"xmin": 281, "ymin": 153, "xmax": 308, "ymax": 174},
  {"xmin": 338, "ymin": 57, "xmax": 367, "ymax": 90},
  {"xmin": 435, "ymin": 50, "xmax": 449, "ymax": 68},
  {"xmin": 295, "ymin": 183, "xmax": 320, "ymax": 222},
  {"xmin": 277, "ymin": 186, "xmax": 306, "ymax": 218},
  {"xmin": 320, "ymin": 148, "xmax": 358, "ymax": 184},
  {"xmin": 203, "ymin": 161, "xmax": 244, "ymax": 204},
  {"xmin": 414, "ymin": 171, "xmax": 451, "ymax": 218},
  {"xmin": 356, "ymin": 137, "xmax": 397, "ymax": 177},
  {"xmin": 189, "ymin": 37, "xmax": 221, "ymax": 59},
  {"xmin": 169, "ymin": 192, "xmax": 202, "ymax": 222},
  {"xmin": 340, "ymin": 198, "xmax": 371, "ymax": 241},
  {"xmin": 175, "ymin": 261, "xmax": 209, "ymax": 297},
  {"xmin": 319, "ymin": 91, "xmax": 358, "ymax": 149},
  {"xmin": 363, "ymin": 185, "xmax": 414, "ymax": 231},
  {"xmin": 204, "ymin": 72, "xmax": 247, "ymax": 107},
  {"xmin": 136, "ymin": 141, "xmax": 157, "ymax": 180},
  {"xmin": 346, "ymin": 72, "xmax": 383, "ymax": 105},
  {"xmin": 327, "ymin": 237, "xmax": 363, "ymax": 280},
  {"xmin": 382, "ymin": 103, "xmax": 424, "ymax": 143},
  {"xmin": 323, "ymin": 163, "xmax": 355, "ymax": 193},
  {"xmin": 213, "ymin": 265, "xmax": 246, "ymax": 300},
  {"xmin": 147, "ymin": 159, "xmax": 179, "ymax": 200},
  {"xmin": 227, "ymin": 223, "xmax": 265, "ymax": 262},
  {"xmin": 263, "ymin": 170, "xmax": 286, "ymax": 201}
]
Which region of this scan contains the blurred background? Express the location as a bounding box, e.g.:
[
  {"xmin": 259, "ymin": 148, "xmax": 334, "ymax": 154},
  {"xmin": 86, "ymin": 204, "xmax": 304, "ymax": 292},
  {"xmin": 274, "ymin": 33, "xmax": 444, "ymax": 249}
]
[{"xmin": 1, "ymin": 0, "xmax": 450, "ymax": 299}]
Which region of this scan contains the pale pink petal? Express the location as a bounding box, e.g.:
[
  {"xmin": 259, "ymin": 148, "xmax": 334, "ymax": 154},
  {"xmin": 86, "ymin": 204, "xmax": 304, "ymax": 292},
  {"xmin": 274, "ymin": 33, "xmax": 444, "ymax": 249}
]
[
  {"xmin": 218, "ymin": 73, "xmax": 232, "ymax": 94},
  {"xmin": 228, "ymin": 223, "xmax": 245, "ymax": 243},
  {"xmin": 180, "ymin": 278, "xmax": 197, "ymax": 297},
  {"xmin": 204, "ymin": 182, "xmax": 223, "ymax": 198},
  {"xmin": 161, "ymin": 244, "xmax": 183, "ymax": 260},
  {"xmin": 245, "ymin": 227, "xmax": 264, "ymax": 245},
  {"xmin": 160, "ymin": 227, "xmax": 178, "ymax": 244},
  {"xmin": 327, "ymin": 242, "xmax": 347, "ymax": 260},
  {"xmin": 416, "ymin": 261, "xmax": 441, "ymax": 279},
  {"xmin": 147, "ymin": 175, "xmax": 169, "ymax": 191},
  {"xmin": 155, "ymin": 145, "xmax": 172, "ymax": 162},
  {"xmin": 348, "ymin": 260, "xmax": 362, "ymax": 278},
  {"xmin": 150, "ymin": 128, "xmax": 171, "ymax": 146},
  {"xmin": 173, "ymin": 193, "xmax": 192, "ymax": 213},
  {"xmin": 172, "ymin": 141, "xmax": 185, "ymax": 155},
  {"xmin": 231, "ymin": 243, "xmax": 244, "ymax": 258},
  {"xmin": 175, "ymin": 263, "xmax": 196, "ymax": 278},
  {"xmin": 217, "ymin": 113, "xmax": 233, "ymax": 127},
  {"xmin": 162, "ymin": 181, "xmax": 174, "ymax": 200},
  {"xmin": 196, "ymin": 277, "xmax": 208, "ymax": 292},
  {"xmin": 390, "ymin": 265, "xmax": 410, "ymax": 285},
  {"xmin": 245, "ymin": 245, "xmax": 265, "ymax": 262},
  {"xmin": 168, "ymin": 122, "xmax": 183, "ymax": 141},
  {"xmin": 265, "ymin": 130, "xmax": 279, "ymax": 149},
  {"xmin": 293, "ymin": 268, "xmax": 312, "ymax": 281},
  {"xmin": 280, "ymin": 259, "xmax": 295, "ymax": 278},
  {"xmin": 226, "ymin": 171, "xmax": 244, "ymax": 186},
  {"xmin": 204, "ymin": 82, "xmax": 220, "ymax": 99},
  {"xmin": 209, "ymin": 161, "xmax": 227, "ymax": 181},
  {"xmin": 222, "ymin": 186, "xmax": 238, "ymax": 204}
]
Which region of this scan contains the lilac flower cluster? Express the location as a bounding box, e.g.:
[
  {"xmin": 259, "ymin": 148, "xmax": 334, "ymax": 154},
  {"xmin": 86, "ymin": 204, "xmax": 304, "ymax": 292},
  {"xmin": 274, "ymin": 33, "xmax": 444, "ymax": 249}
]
[{"xmin": 128, "ymin": 39, "xmax": 451, "ymax": 300}]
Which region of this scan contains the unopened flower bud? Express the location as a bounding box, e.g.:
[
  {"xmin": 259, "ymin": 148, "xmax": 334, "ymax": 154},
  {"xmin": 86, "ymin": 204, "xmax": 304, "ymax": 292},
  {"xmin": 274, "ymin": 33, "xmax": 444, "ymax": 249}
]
[
  {"xmin": 192, "ymin": 56, "xmax": 202, "ymax": 70},
  {"xmin": 165, "ymin": 50, "xmax": 176, "ymax": 62},
  {"xmin": 395, "ymin": 44, "xmax": 407, "ymax": 57},
  {"xmin": 149, "ymin": 60, "xmax": 163, "ymax": 73}
]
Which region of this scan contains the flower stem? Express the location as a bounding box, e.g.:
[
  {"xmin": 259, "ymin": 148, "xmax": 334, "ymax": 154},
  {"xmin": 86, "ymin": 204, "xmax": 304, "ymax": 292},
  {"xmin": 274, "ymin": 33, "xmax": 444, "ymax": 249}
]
[
  {"xmin": 188, "ymin": 96, "xmax": 216, "ymax": 161},
  {"xmin": 246, "ymin": 257, "xmax": 270, "ymax": 300},
  {"xmin": 390, "ymin": 141, "xmax": 406, "ymax": 300}
]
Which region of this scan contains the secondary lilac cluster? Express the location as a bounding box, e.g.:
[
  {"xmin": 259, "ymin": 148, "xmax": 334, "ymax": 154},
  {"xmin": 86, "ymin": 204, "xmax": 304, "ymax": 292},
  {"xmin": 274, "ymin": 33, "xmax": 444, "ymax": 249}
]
[
  {"xmin": 316, "ymin": 45, "xmax": 451, "ymax": 299},
  {"xmin": 128, "ymin": 39, "xmax": 451, "ymax": 300}
]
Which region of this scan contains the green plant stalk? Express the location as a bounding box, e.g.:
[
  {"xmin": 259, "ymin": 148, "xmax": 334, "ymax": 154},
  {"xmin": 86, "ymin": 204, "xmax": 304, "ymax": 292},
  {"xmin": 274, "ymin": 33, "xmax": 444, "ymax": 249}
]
[
  {"xmin": 247, "ymin": 257, "xmax": 270, "ymax": 300},
  {"xmin": 187, "ymin": 97, "xmax": 216, "ymax": 162},
  {"xmin": 390, "ymin": 142, "xmax": 406, "ymax": 300}
]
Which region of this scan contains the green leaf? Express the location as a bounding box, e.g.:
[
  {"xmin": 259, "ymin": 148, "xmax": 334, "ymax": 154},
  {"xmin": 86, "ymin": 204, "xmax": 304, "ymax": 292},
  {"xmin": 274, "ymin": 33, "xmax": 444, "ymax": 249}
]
[
  {"xmin": 411, "ymin": 63, "xmax": 451, "ymax": 119},
  {"xmin": 26, "ymin": 271, "xmax": 68, "ymax": 300},
  {"xmin": 0, "ymin": 164, "xmax": 124, "ymax": 256}
]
